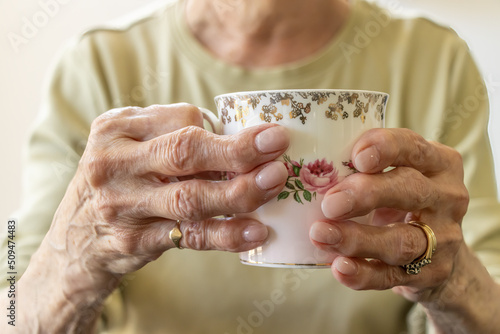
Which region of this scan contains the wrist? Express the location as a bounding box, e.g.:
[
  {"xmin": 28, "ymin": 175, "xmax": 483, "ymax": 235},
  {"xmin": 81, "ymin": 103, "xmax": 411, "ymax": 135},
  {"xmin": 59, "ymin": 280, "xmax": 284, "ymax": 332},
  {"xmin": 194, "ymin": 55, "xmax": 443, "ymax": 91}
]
[
  {"xmin": 19, "ymin": 236, "xmax": 121, "ymax": 332},
  {"xmin": 421, "ymin": 244, "xmax": 500, "ymax": 333}
]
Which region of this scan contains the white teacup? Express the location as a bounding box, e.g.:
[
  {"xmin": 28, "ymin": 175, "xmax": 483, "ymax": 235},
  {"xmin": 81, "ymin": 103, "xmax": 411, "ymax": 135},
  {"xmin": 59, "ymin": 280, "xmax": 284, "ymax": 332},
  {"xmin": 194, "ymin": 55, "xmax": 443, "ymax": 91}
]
[{"xmin": 202, "ymin": 89, "xmax": 388, "ymax": 268}]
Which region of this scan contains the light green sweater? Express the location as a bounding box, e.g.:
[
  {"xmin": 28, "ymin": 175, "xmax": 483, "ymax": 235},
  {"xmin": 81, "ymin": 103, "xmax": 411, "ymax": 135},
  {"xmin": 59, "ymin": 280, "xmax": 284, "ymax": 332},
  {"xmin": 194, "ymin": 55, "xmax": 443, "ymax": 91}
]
[{"xmin": 3, "ymin": 0, "xmax": 500, "ymax": 333}]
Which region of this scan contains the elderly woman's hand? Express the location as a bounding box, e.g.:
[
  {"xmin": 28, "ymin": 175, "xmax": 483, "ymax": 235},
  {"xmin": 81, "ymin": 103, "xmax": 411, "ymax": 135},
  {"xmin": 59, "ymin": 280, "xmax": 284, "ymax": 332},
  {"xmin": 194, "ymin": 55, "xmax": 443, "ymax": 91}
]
[
  {"xmin": 310, "ymin": 128, "xmax": 471, "ymax": 304},
  {"xmin": 27, "ymin": 104, "xmax": 289, "ymax": 316}
]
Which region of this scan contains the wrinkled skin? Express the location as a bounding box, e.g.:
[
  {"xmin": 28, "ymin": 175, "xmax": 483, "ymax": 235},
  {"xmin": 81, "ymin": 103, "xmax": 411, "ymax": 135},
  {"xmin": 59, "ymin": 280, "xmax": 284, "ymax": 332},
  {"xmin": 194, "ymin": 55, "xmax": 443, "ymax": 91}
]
[
  {"xmin": 310, "ymin": 128, "xmax": 500, "ymax": 332},
  {"xmin": 310, "ymin": 128, "xmax": 469, "ymax": 301},
  {"xmin": 13, "ymin": 104, "xmax": 290, "ymax": 332}
]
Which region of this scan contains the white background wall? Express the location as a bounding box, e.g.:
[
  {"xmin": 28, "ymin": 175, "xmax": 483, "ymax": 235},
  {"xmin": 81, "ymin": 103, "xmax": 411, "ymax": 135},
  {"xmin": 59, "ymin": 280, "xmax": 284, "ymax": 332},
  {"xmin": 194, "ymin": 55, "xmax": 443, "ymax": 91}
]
[{"xmin": 1, "ymin": 0, "xmax": 499, "ymax": 223}]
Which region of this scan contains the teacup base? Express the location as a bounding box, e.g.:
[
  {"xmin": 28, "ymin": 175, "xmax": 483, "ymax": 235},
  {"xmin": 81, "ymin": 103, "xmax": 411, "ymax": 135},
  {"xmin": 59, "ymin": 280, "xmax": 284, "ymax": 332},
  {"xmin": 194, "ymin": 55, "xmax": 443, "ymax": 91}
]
[{"xmin": 240, "ymin": 259, "xmax": 332, "ymax": 269}]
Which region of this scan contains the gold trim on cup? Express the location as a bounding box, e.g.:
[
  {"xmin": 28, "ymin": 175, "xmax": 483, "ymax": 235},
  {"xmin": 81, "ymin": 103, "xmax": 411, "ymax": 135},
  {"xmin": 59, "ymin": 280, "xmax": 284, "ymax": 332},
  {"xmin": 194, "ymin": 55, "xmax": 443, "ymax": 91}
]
[{"xmin": 240, "ymin": 259, "xmax": 332, "ymax": 268}]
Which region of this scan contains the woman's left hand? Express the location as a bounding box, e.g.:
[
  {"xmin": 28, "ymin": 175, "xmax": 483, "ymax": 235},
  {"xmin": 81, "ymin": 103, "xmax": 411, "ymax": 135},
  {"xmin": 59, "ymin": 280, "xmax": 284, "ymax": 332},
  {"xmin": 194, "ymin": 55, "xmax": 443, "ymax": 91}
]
[{"xmin": 309, "ymin": 128, "xmax": 469, "ymax": 303}]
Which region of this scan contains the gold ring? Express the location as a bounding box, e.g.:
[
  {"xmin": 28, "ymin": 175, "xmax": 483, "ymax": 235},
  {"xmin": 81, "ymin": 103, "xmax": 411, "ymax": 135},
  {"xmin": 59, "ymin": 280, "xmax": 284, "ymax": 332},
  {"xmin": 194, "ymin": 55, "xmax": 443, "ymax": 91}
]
[
  {"xmin": 401, "ymin": 221, "xmax": 437, "ymax": 275},
  {"xmin": 169, "ymin": 220, "xmax": 183, "ymax": 249}
]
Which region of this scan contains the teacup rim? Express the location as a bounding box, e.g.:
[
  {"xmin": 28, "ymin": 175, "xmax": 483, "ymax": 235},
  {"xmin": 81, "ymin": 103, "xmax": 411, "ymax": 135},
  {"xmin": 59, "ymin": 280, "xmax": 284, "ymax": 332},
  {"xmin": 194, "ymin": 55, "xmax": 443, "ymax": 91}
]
[{"xmin": 215, "ymin": 89, "xmax": 389, "ymax": 100}]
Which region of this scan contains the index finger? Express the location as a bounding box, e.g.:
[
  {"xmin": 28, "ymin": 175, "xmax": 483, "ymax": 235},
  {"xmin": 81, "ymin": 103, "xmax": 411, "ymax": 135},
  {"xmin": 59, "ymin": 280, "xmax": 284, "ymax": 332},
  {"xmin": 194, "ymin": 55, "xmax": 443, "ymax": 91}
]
[
  {"xmin": 139, "ymin": 123, "xmax": 290, "ymax": 176},
  {"xmin": 93, "ymin": 103, "xmax": 206, "ymax": 142},
  {"xmin": 351, "ymin": 128, "xmax": 452, "ymax": 174}
]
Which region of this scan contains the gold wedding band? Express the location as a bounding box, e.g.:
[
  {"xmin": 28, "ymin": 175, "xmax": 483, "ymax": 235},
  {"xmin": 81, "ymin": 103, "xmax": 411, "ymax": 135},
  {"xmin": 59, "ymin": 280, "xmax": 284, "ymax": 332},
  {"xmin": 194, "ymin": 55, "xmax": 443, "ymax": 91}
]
[
  {"xmin": 401, "ymin": 221, "xmax": 437, "ymax": 275},
  {"xmin": 169, "ymin": 220, "xmax": 183, "ymax": 249}
]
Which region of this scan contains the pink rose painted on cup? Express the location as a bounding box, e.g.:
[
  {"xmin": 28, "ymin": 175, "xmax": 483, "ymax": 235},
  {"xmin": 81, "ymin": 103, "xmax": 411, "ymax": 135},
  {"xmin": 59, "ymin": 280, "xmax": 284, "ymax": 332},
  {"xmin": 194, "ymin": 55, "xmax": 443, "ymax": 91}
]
[
  {"xmin": 279, "ymin": 155, "xmax": 353, "ymax": 204},
  {"xmin": 299, "ymin": 159, "xmax": 338, "ymax": 195}
]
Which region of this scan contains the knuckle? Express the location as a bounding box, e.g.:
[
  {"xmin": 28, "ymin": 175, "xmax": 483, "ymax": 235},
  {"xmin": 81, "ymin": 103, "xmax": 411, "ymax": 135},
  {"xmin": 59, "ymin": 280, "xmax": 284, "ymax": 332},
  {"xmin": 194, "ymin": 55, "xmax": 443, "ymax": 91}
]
[
  {"xmin": 227, "ymin": 179, "xmax": 263, "ymax": 213},
  {"xmin": 148, "ymin": 103, "xmax": 204, "ymax": 127},
  {"xmin": 183, "ymin": 220, "xmax": 242, "ymax": 252},
  {"xmin": 390, "ymin": 129, "xmax": 429, "ymax": 169},
  {"xmin": 91, "ymin": 107, "xmax": 139, "ymax": 135},
  {"xmin": 447, "ymin": 225, "xmax": 464, "ymax": 251},
  {"xmin": 408, "ymin": 135, "xmax": 429, "ymax": 169},
  {"xmin": 429, "ymin": 260, "xmax": 454, "ymax": 287},
  {"xmin": 408, "ymin": 174, "xmax": 433, "ymax": 207},
  {"xmin": 440, "ymin": 142, "xmax": 463, "ymax": 168},
  {"xmin": 212, "ymin": 222, "xmax": 241, "ymax": 251},
  {"xmin": 448, "ymin": 147, "xmax": 463, "ymax": 165},
  {"xmin": 399, "ymin": 227, "xmax": 423, "ymax": 264},
  {"xmin": 174, "ymin": 102, "xmax": 198, "ymax": 112},
  {"xmin": 183, "ymin": 222, "xmax": 207, "ymax": 250},
  {"xmin": 430, "ymin": 141, "xmax": 462, "ymax": 173},
  {"xmin": 345, "ymin": 174, "xmax": 375, "ymax": 211},
  {"xmin": 170, "ymin": 182, "xmax": 204, "ymax": 220},
  {"xmin": 95, "ymin": 191, "xmax": 120, "ymax": 222},
  {"xmin": 392, "ymin": 168, "xmax": 433, "ymax": 209},
  {"xmin": 384, "ymin": 267, "xmax": 405, "ymax": 288},
  {"xmin": 175, "ymin": 103, "xmax": 204, "ymax": 124},
  {"xmin": 453, "ymin": 185, "xmax": 470, "ymax": 219},
  {"xmin": 80, "ymin": 152, "xmax": 113, "ymax": 187},
  {"xmin": 223, "ymin": 135, "xmax": 259, "ymax": 173},
  {"xmin": 90, "ymin": 114, "xmax": 112, "ymax": 135},
  {"xmin": 162, "ymin": 126, "xmax": 205, "ymax": 173}
]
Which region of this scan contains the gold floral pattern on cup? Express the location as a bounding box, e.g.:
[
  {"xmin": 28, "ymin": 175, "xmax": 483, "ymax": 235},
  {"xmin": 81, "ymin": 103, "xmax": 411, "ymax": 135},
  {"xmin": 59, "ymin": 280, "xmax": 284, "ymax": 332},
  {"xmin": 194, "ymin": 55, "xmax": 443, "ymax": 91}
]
[{"xmin": 216, "ymin": 91, "xmax": 388, "ymax": 126}]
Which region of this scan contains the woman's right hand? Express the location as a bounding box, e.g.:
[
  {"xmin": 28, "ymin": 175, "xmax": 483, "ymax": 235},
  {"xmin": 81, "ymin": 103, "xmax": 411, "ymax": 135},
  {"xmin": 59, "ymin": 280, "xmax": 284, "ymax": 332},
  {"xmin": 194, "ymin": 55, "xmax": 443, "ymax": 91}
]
[{"xmin": 18, "ymin": 103, "xmax": 289, "ymax": 332}]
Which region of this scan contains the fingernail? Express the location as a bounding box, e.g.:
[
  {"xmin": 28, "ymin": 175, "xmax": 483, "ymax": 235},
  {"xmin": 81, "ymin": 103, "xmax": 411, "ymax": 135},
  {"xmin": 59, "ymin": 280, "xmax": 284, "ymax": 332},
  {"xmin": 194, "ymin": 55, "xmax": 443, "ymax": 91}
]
[
  {"xmin": 310, "ymin": 222, "xmax": 342, "ymax": 245},
  {"xmin": 321, "ymin": 191, "xmax": 353, "ymax": 219},
  {"xmin": 243, "ymin": 223, "xmax": 268, "ymax": 242},
  {"xmin": 334, "ymin": 257, "xmax": 358, "ymax": 276},
  {"xmin": 255, "ymin": 126, "xmax": 290, "ymax": 153},
  {"xmin": 255, "ymin": 161, "xmax": 288, "ymax": 190},
  {"xmin": 354, "ymin": 146, "xmax": 380, "ymax": 172}
]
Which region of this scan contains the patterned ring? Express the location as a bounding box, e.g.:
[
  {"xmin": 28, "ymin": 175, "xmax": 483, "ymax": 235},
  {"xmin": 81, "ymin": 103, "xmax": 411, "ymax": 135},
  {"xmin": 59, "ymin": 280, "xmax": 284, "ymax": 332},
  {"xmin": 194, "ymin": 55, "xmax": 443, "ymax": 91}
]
[
  {"xmin": 401, "ymin": 221, "xmax": 437, "ymax": 275},
  {"xmin": 169, "ymin": 220, "xmax": 183, "ymax": 249}
]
